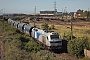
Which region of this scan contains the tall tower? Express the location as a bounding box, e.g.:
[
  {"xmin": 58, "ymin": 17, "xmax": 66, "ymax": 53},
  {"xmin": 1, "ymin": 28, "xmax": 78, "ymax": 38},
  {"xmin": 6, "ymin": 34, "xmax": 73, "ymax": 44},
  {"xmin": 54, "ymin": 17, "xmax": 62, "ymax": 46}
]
[
  {"xmin": 54, "ymin": 1, "xmax": 57, "ymax": 15},
  {"xmin": 34, "ymin": 6, "xmax": 36, "ymax": 15},
  {"xmin": 54, "ymin": 1, "xmax": 57, "ymax": 12},
  {"xmin": 34, "ymin": 6, "xmax": 36, "ymax": 27}
]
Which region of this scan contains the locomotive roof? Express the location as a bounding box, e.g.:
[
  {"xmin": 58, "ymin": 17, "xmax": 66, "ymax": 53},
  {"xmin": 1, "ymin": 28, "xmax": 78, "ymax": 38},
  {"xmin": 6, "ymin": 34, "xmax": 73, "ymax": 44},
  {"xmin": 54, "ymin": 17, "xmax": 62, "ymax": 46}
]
[
  {"xmin": 24, "ymin": 24, "xmax": 33, "ymax": 29},
  {"xmin": 34, "ymin": 28, "xmax": 59, "ymax": 36},
  {"xmin": 18, "ymin": 23, "xmax": 27, "ymax": 26}
]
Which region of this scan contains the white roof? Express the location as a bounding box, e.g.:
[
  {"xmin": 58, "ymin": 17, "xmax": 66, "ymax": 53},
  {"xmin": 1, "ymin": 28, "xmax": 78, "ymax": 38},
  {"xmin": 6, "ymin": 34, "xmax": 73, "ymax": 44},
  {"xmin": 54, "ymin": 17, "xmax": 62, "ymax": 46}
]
[{"xmin": 34, "ymin": 28, "xmax": 58, "ymax": 36}]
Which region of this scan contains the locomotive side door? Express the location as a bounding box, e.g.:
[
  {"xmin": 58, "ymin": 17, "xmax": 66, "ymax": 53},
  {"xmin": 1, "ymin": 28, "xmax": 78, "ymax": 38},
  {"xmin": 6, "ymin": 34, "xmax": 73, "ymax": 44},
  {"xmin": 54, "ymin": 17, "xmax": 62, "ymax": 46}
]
[
  {"xmin": 42, "ymin": 36, "xmax": 46, "ymax": 45},
  {"xmin": 46, "ymin": 36, "xmax": 50, "ymax": 46}
]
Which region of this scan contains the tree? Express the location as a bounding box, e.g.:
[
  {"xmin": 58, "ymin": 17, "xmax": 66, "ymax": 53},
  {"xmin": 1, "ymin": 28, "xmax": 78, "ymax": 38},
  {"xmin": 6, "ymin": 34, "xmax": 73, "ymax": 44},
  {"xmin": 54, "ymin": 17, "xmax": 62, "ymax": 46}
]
[
  {"xmin": 67, "ymin": 37, "xmax": 89, "ymax": 58},
  {"xmin": 25, "ymin": 41, "xmax": 41, "ymax": 52},
  {"xmin": 41, "ymin": 23, "xmax": 49, "ymax": 30},
  {"xmin": 81, "ymin": 10, "xmax": 90, "ymax": 19}
]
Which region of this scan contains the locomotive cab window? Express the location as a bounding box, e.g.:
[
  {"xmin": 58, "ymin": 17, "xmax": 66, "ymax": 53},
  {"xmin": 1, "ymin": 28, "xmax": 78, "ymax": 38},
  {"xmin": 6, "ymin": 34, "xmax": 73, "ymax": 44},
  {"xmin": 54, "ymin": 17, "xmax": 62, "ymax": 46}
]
[
  {"xmin": 50, "ymin": 35, "xmax": 59, "ymax": 40},
  {"xmin": 47, "ymin": 37, "xmax": 48, "ymax": 40}
]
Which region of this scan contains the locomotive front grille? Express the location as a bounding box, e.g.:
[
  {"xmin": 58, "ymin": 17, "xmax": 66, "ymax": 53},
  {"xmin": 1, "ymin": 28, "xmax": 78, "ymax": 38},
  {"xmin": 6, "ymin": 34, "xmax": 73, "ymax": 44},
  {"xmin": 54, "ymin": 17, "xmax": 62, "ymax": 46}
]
[{"xmin": 50, "ymin": 41, "xmax": 62, "ymax": 46}]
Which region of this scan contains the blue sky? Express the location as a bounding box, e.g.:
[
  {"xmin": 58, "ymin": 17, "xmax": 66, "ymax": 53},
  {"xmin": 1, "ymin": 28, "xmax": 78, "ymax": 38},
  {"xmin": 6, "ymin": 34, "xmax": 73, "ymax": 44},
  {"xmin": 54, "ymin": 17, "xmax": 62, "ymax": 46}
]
[{"xmin": 0, "ymin": 0, "xmax": 90, "ymax": 14}]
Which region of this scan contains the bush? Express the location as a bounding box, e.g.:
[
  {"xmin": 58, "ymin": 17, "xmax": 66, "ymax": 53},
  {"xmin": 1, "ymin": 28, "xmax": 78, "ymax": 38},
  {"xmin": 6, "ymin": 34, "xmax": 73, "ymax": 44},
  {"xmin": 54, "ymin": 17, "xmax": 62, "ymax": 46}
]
[
  {"xmin": 63, "ymin": 33, "xmax": 76, "ymax": 41},
  {"xmin": 51, "ymin": 24, "xmax": 55, "ymax": 29},
  {"xmin": 1, "ymin": 19, "xmax": 43, "ymax": 60},
  {"xmin": 85, "ymin": 30, "xmax": 90, "ymax": 34},
  {"xmin": 67, "ymin": 37, "xmax": 89, "ymax": 58},
  {"xmin": 48, "ymin": 27, "xmax": 52, "ymax": 30},
  {"xmin": 34, "ymin": 50, "xmax": 71, "ymax": 60},
  {"xmin": 41, "ymin": 23, "xmax": 56, "ymax": 30},
  {"xmin": 41, "ymin": 23, "xmax": 49, "ymax": 30},
  {"xmin": 25, "ymin": 41, "xmax": 42, "ymax": 52}
]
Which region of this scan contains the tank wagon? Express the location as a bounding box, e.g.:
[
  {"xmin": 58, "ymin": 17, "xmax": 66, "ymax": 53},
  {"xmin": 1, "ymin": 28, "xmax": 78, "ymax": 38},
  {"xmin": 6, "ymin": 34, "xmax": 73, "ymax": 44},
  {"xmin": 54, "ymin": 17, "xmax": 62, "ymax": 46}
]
[
  {"xmin": 8, "ymin": 18, "xmax": 12, "ymax": 24},
  {"xmin": 8, "ymin": 18, "xmax": 62, "ymax": 49},
  {"xmin": 14, "ymin": 21, "xmax": 20, "ymax": 28},
  {"xmin": 24, "ymin": 24, "xmax": 33, "ymax": 36},
  {"xmin": 18, "ymin": 23, "xmax": 27, "ymax": 32}
]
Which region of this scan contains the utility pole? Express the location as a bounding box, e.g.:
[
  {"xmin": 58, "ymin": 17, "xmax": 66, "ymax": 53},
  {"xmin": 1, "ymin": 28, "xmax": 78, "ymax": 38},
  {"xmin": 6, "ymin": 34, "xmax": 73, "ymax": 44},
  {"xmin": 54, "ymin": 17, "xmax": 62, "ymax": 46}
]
[
  {"xmin": 87, "ymin": 8, "xmax": 89, "ymax": 20},
  {"xmin": 65, "ymin": 7, "xmax": 67, "ymax": 20},
  {"xmin": 70, "ymin": 16, "xmax": 73, "ymax": 40},
  {"xmin": 0, "ymin": 10, "xmax": 1, "ymax": 15},
  {"xmin": 4, "ymin": 8, "xmax": 5, "ymax": 15},
  {"xmin": 0, "ymin": 9, "xmax": 3, "ymax": 15},
  {"xmin": 71, "ymin": 19, "xmax": 72, "ymax": 40},
  {"xmin": 2, "ymin": 9, "xmax": 3, "ymax": 15},
  {"xmin": 62, "ymin": 8, "xmax": 63, "ymax": 20},
  {"xmin": 34, "ymin": 6, "xmax": 36, "ymax": 27}
]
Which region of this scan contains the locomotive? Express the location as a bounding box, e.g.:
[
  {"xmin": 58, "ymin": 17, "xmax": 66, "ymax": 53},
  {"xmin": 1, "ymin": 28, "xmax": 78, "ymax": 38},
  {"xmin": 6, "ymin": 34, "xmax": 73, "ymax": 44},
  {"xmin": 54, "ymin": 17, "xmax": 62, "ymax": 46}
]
[{"xmin": 8, "ymin": 18, "xmax": 62, "ymax": 49}]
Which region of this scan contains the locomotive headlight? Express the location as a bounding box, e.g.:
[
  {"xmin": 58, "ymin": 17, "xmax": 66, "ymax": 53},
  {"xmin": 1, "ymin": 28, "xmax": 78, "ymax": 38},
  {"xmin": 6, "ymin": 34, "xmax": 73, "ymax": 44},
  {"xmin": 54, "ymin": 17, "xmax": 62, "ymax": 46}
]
[{"xmin": 50, "ymin": 40, "xmax": 62, "ymax": 46}]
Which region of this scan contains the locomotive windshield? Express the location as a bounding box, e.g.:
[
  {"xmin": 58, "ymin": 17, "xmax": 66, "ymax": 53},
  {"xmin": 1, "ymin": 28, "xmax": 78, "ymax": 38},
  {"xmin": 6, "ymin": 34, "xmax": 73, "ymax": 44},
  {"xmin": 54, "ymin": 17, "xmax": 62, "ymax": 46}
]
[{"xmin": 50, "ymin": 35, "xmax": 59, "ymax": 40}]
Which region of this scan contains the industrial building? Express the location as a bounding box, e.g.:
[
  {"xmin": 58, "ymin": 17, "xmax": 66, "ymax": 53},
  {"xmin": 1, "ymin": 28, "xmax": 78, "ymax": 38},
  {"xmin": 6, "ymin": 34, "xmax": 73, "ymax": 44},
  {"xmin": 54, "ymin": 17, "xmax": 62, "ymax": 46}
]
[{"xmin": 40, "ymin": 10, "xmax": 57, "ymax": 15}]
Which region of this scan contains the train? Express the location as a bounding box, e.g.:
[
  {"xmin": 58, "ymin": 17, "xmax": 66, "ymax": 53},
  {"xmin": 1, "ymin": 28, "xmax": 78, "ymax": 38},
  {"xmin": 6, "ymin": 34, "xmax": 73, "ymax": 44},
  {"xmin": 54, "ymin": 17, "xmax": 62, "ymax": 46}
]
[{"xmin": 8, "ymin": 18, "xmax": 62, "ymax": 49}]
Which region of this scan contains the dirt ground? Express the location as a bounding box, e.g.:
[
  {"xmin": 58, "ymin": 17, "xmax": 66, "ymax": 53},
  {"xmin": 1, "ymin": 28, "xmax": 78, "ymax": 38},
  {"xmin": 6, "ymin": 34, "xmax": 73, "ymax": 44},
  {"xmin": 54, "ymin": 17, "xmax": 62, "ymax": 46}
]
[
  {"xmin": 29, "ymin": 19, "xmax": 90, "ymax": 27},
  {"xmin": 57, "ymin": 53, "xmax": 78, "ymax": 60}
]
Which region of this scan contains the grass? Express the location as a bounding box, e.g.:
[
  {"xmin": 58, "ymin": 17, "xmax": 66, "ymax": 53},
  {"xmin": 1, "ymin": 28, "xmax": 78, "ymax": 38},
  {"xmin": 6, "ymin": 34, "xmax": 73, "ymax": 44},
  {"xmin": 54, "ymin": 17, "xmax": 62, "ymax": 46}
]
[
  {"xmin": 34, "ymin": 22, "xmax": 90, "ymax": 42},
  {"xmin": 0, "ymin": 19, "xmax": 73, "ymax": 60},
  {"xmin": 1, "ymin": 19, "xmax": 90, "ymax": 60},
  {"xmin": 79, "ymin": 57, "xmax": 90, "ymax": 60},
  {"xmin": 35, "ymin": 22, "xmax": 90, "ymax": 60},
  {"xmin": 0, "ymin": 20, "xmax": 34, "ymax": 60}
]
